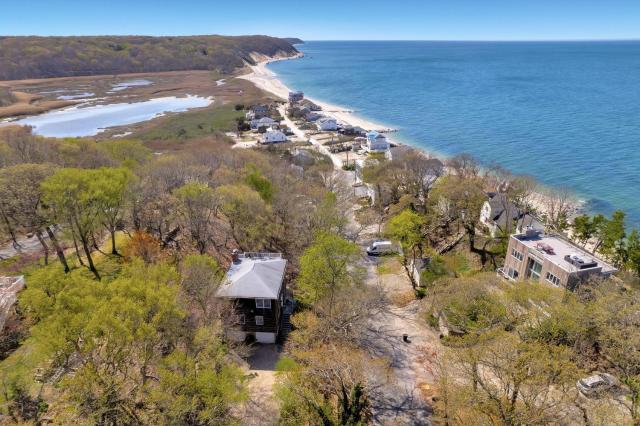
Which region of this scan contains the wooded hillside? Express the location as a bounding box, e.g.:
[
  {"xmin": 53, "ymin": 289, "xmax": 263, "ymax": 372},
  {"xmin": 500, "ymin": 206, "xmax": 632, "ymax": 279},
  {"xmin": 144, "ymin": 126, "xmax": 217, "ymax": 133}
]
[{"xmin": 0, "ymin": 35, "xmax": 299, "ymax": 80}]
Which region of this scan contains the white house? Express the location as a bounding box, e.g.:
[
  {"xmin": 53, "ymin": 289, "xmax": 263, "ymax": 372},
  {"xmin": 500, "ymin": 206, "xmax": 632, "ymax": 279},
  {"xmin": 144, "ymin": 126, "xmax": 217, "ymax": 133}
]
[
  {"xmin": 317, "ymin": 117, "xmax": 338, "ymax": 131},
  {"xmin": 261, "ymin": 128, "xmax": 288, "ymax": 144},
  {"xmin": 250, "ymin": 117, "xmax": 276, "ymax": 130},
  {"xmin": 366, "ymin": 131, "xmax": 389, "ymax": 152}
]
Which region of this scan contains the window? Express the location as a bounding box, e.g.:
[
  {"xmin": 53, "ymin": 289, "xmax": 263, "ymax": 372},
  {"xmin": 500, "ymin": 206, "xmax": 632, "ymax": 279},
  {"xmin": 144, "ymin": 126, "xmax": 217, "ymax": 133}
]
[
  {"xmin": 546, "ymin": 272, "xmax": 561, "ymax": 286},
  {"xmin": 508, "ymin": 268, "xmax": 519, "ymax": 280},
  {"xmin": 526, "ymin": 258, "xmax": 543, "ymax": 280},
  {"xmin": 255, "ymin": 316, "xmax": 264, "ymax": 326},
  {"xmin": 255, "ymin": 299, "xmax": 272, "ymax": 309},
  {"xmin": 511, "ymin": 249, "xmax": 524, "ymax": 262},
  {"xmin": 238, "ymin": 314, "xmax": 245, "ymax": 325}
]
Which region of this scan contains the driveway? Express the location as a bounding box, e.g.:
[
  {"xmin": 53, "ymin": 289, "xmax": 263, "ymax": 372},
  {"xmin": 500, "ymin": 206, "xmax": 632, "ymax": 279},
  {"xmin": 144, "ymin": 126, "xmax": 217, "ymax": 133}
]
[{"xmin": 240, "ymin": 344, "xmax": 281, "ymax": 426}]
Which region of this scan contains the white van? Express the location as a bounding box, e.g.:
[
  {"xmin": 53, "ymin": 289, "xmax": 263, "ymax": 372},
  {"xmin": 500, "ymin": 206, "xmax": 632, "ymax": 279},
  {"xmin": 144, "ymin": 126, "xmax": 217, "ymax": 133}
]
[{"xmin": 366, "ymin": 240, "xmax": 395, "ymax": 256}]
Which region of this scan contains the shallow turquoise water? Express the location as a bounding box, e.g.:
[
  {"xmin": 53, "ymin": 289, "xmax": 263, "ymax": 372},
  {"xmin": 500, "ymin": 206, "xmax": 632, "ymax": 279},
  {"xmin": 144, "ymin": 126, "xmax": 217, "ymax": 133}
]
[{"xmin": 269, "ymin": 41, "xmax": 640, "ymax": 227}]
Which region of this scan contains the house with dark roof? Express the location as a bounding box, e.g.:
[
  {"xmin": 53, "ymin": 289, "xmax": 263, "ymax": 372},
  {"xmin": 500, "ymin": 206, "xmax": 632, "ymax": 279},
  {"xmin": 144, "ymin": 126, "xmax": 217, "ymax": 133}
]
[
  {"xmin": 216, "ymin": 252, "xmax": 288, "ymax": 343},
  {"xmin": 246, "ymin": 104, "xmax": 269, "ymax": 120},
  {"xmin": 479, "ymin": 193, "xmax": 544, "ymax": 237},
  {"xmin": 288, "ymin": 91, "xmax": 304, "ymax": 103}
]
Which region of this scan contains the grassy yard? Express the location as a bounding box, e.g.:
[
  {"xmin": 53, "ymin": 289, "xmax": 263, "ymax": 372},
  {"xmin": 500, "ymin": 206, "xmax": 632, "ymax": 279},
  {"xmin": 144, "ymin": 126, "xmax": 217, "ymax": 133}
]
[{"xmin": 136, "ymin": 103, "xmax": 244, "ymax": 141}]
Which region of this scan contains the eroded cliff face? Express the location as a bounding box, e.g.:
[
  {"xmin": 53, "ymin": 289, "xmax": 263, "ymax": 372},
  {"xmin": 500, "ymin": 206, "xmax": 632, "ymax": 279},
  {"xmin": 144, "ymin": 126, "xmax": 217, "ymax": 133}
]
[{"xmin": 0, "ymin": 35, "xmax": 300, "ymax": 80}]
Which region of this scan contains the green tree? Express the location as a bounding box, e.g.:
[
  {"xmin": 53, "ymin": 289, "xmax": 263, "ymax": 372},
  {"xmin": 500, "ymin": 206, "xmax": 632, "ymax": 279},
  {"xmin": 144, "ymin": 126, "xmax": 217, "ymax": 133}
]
[
  {"xmin": 42, "ymin": 168, "xmax": 103, "ymax": 279},
  {"xmin": 573, "ymin": 214, "xmax": 599, "ymax": 247},
  {"xmin": 385, "ymin": 209, "xmax": 426, "ymax": 289},
  {"xmin": 150, "ymin": 326, "xmax": 247, "ymax": 425},
  {"xmin": 179, "ymin": 254, "xmax": 227, "ymax": 325},
  {"xmin": 216, "ymin": 184, "xmax": 271, "ymax": 251},
  {"xmin": 0, "ymin": 163, "xmax": 70, "ymax": 270},
  {"xmin": 626, "ymin": 230, "xmax": 640, "ymax": 276},
  {"xmin": 173, "ymin": 182, "xmax": 217, "ymax": 254},
  {"xmin": 93, "ymin": 167, "xmax": 134, "ymax": 255},
  {"xmin": 596, "ymin": 210, "xmax": 626, "ymax": 265},
  {"xmin": 297, "ymin": 232, "xmax": 362, "ymax": 312},
  {"xmin": 312, "ymin": 191, "xmax": 348, "ymax": 236},
  {"xmin": 244, "ymin": 164, "xmax": 274, "ymax": 203}
]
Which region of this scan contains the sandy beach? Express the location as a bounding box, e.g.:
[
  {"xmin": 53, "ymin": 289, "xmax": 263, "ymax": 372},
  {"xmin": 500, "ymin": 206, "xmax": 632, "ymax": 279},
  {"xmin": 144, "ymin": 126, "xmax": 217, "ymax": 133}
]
[{"xmin": 239, "ymin": 56, "xmax": 395, "ymax": 133}]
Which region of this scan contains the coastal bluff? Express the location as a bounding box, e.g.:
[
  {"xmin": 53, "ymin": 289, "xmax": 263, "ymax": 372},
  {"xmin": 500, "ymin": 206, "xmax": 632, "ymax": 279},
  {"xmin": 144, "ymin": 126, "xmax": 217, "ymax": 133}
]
[{"xmin": 0, "ymin": 35, "xmax": 300, "ymax": 80}]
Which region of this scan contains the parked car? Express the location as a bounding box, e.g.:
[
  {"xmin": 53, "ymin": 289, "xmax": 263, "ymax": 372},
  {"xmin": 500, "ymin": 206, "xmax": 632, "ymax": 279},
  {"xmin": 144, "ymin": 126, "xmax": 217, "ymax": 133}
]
[
  {"xmin": 577, "ymin": 373, "xmax": 617, "ymax": 397},
  {"xmin": 366, "ymin": 240, "xmax": 395, "ymax": 256}
]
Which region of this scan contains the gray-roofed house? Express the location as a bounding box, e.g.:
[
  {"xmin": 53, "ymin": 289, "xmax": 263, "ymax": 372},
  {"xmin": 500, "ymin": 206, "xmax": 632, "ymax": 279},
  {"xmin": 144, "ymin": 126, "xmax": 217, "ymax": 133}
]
[
  {"xmin": 288, "ymin": 91, "xmax": 304, "ymax": 103},
  {"xmin": 216, "ymin": 252, "xmax": 288, "ymax": 343},
  {"xmin": 246, "ymin": 104, "xmax": 269, "ymax": 120},
  {"xmin": 250, "ymin": 117, "xmax": 277, "ymax": 130},
  {"xmin": 317, "ymin": 117, "xmax": 338, "ymax": 131},
  {"xmin": 479, "ymin": 193, "xmax": 543, "ymax": 237}
]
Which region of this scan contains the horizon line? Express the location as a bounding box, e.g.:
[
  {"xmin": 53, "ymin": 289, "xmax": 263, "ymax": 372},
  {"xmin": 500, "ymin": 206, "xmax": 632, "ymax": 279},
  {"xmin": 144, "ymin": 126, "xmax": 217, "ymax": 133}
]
[
  {"xmin": 1, "ymin": 34, "xmax": 639, "ymax": 43},
  {"xmin": 300, "ymin": 38, "xmax": 640, "ymax": 43}
]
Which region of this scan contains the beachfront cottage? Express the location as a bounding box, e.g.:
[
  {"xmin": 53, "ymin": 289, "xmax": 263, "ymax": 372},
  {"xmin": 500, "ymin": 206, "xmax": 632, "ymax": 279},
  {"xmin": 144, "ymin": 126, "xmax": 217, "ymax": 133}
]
[
  {"xmin": 250, "ymin": 117, "xmax": 277, "ymax": 130},
  {"xmin": 317, "ymin": 117, "xmax": 338, "ymax": 131},
  {"xmin": 339, "ymin": 125, "xmax": 366, "ymax": 137},
  {"xmin": 246, "ymin": 104, "xmax": 269, "ymax": 120},
  {"xmin": 480, "ymin": 193, "xmax": 544, "ymax": 237},
  {"xmin": 366, "ymin": 131, "xmax": 390, "ymax": 152},
  {"xmin": 216, "ymin": 252, "xmax": 289, "ymax": 344},
  {"xmin": 305, "ymin": 112, "xmax": 322, "ymax": 122},
  {"xmin": 288, "ymin": 91, "xmax": 304, "ymax": 103},
  {"xmin": 500, "ymin": 229, "xmax": 617, "ymax": 289},
  {"xmin": 304, "ymin": 101, "xmax": 322, "ymax": 111},
  {"xmin": 261, "ymin": 128, "xmax": 288, "ymax": 144}
]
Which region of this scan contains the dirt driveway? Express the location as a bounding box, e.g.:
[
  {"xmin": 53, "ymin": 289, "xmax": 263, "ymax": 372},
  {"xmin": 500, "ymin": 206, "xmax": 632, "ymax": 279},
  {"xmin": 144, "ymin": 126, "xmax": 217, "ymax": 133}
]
[
  {"xmin": 361, "ymin": 251, "xmax": 441, "ymax": 425},
  {"xmin": 240, "ymin": 344, "xmax": 281, "ymax": 426}
]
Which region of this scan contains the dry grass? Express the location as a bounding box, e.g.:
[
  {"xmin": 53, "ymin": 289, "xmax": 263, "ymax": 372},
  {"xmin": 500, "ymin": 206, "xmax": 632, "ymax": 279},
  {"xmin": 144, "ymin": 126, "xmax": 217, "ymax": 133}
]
[
  {"xmin": 0, "ymin": 90, "xmax": 75, "ymax": 119},
  {"xmin": 390, "ymin": 290, "xmax": 417, "ymax": 307}
]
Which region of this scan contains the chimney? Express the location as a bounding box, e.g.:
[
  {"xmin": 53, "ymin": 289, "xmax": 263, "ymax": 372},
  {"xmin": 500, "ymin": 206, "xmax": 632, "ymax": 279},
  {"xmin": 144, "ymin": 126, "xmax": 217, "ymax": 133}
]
[{"xmin": 231, "ymin": 249, "xmax": 241, "ymax": 264}]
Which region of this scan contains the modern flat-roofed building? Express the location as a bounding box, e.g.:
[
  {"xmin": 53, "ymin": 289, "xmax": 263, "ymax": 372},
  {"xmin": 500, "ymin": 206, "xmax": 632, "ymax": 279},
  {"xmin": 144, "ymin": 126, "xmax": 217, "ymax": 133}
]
[{"xmin": 500, "ymin": 229, "xmax": 617, "ymax": 289}]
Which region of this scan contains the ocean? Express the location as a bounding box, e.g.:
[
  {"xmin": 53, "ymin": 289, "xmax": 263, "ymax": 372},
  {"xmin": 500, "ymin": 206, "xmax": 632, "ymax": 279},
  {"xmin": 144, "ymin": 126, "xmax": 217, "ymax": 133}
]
[{"xmin": 269, "ymin": 41, "xmax": 640, "ymax": 228}]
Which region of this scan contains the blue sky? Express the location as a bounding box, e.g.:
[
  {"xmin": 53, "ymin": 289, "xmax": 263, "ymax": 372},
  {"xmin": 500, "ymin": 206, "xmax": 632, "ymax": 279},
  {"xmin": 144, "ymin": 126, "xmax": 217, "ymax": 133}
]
[{"xmin": 2, "ymin": 0, "xmax": 640, "ymax": 40}]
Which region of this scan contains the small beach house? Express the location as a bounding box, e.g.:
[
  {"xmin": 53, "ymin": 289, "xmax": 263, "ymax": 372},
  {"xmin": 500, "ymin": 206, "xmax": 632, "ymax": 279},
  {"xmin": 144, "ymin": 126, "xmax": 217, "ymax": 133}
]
[
  {"xmin": 216, "ymin": 252, "xmax": 288, "ymax": 343},
  {"xmin": 261, "ymin": 128, "xmax": 288, "ymax": 144},
  {"xmin": 288, "ymin": 91, "xmax": 304, "ymax": 103},
  {"xmin": 366, "ymin": 131, "xmax": 389, "ymax": 152},
  {"xmin": 317, "ymin": 117, "xmax": 338, "ymax": 131},
  {"xmin": 250, "ymin": 117, "xmax": 277, "ymax": 130},
  {"xmin": 500, "ymin": 229, "xmax": 617, "ymax": 289},
  {"xmin": 246, "ymin": 104, "xmax": 269, "ymax": 120}
]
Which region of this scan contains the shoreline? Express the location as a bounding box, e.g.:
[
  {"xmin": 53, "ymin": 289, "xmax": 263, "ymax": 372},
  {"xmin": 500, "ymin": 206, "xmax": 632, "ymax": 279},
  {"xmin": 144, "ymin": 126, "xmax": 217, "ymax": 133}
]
[
  {"xmin": 239, "ymin": 55, "xmax": 396, "ymax": 134},
  {"xmin": 239, "ymin": 54, "xmax": 584, "ymax": 220}
]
